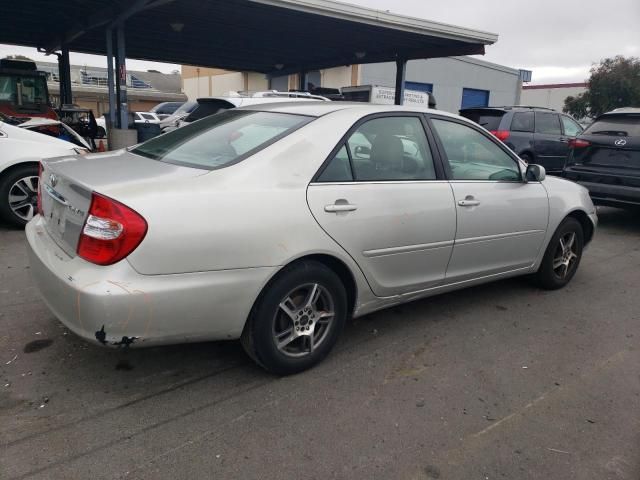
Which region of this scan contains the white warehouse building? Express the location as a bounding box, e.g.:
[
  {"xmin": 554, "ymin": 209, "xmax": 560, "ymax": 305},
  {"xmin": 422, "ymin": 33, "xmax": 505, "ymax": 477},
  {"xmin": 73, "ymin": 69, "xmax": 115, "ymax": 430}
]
[{"xmin": 182, "ymin": 56, "xmax": 524, "ymax": 114}]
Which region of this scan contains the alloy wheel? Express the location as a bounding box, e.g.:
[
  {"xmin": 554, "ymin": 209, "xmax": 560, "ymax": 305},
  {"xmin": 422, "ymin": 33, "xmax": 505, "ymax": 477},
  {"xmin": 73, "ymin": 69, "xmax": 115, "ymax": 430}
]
[
  {"xmin": 272, "ymin": 283, "xmax": 335, "ymax": 358},
  {"xmin": 553, "ymin": 231, "xmax": 578, "ymax": 279},
  {"xmin": 8, "ymin": 176, "xmax": 39, "ymax": 222}
]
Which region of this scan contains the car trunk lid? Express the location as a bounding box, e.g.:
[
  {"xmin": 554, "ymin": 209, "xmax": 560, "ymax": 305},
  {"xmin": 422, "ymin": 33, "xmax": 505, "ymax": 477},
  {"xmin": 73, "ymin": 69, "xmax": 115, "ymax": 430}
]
[{"xmin": 40, "ymin": 149, "xmax": 206, "ymax": 257}]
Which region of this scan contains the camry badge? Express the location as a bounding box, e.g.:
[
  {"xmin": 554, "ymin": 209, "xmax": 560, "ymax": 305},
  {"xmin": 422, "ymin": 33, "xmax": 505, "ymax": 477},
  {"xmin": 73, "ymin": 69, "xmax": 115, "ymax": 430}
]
[
  {"xmin": 49, "ymin": 173, "xmax": 57, "ymax": 187},
  {"xmin": 614, "ymin": 139, "xmax": 627, "ymax": 146}
]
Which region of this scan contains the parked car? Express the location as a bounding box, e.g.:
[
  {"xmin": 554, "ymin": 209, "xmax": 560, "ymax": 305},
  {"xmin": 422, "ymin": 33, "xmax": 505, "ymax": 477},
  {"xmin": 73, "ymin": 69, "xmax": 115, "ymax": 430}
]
[
  {"xmin": 563, "ymin": 107, "xmax": 640, "ymax": 208},
  {"xmin": 27, "ymin": 103, "xmax": 596, "ymax": 374},
  {"xmin": 149, "ymin": 101, "xmax": 184, "ymax": 120},
  {"xmin": 0, "ymin": 119, "xmax": 87, "ymax": 226},
  {"xmin": 134, "ymin": 112, "xmax": 161, "ymax": 123},
  {"xmin": 460, "ymin": 106, "xmax": 584, "ymax": 173},
  {"xmin": 158, "ymin": 101, "xmax": 198, "ymax": 131},
  {"xmin": 162, "ymin": 91, "xmax": 329, "ymax": 133}
]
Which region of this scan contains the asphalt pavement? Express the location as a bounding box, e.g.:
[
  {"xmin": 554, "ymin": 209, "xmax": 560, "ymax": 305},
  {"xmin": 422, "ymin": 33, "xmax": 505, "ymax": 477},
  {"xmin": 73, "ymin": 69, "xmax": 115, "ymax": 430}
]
[{"xmin": 1, "ymin": 207, "xmax": 639, "ymax": 480}]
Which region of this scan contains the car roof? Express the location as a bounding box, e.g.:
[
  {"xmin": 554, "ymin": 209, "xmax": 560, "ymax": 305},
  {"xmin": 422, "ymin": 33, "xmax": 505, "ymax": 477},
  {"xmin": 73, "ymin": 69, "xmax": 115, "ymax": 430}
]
[
  {"xmin": 601, "ymin": 107, "xmax": 640, "ymax": 116},
  {"xmin": 460, "ymin": 106, "xmax": 557, "ymax": 113},
  {"xmin": 234, "ymin": 101, "xmax": 461, "ymax": 119}
]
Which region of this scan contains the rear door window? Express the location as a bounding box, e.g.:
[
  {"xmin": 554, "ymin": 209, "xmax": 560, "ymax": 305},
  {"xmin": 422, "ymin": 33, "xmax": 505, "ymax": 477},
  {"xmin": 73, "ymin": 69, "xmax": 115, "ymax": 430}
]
[
  {"xmin": 561, "ymin": 116, "xmax": 583, "ymax": 136},
  {"xmin": 583, "ymin": 116, "xmax": 640, "ymax": 137},
  {"xmin": 535, "ymin": 112, "xmax": 562, "ymax": 135},
  {"xmin": 459, "ymin": 110, "xmax": 505, "ymax": 130},
  {"xmin": 510, "ymin": 112, "xmax": 534, "ymax": 132},
  {"xmin": 132, "ymin": 110, "xmax": 312, "ymax": 170}
]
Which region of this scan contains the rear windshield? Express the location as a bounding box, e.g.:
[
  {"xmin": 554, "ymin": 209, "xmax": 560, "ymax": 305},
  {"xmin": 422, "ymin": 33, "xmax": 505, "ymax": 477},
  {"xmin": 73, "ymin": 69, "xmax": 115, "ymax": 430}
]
[
  {"xmin": 459, "ymin": 110, "xmax": 505, "ymax": 130},
  {"xmin": 583, "ymin": 115, "xmax": 640, "ymax": 137},
  {"xmin": 132, "ymin": 110, "xmax": 312, "ymax": 170}
]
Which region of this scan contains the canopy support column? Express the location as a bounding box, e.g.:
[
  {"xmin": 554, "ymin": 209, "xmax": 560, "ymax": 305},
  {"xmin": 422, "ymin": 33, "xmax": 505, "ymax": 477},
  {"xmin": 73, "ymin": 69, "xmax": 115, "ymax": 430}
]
[
  {"xmin": 106, "ymin": 28, "xmax": 116, "ymax": 128},
  {"xmin": 394, "ymin": 58, "xmax": 407, "ymax": 105},
  {"xmin": 58, "ymin": 45, "xmax": 72, "ymax": 106},
  {"xmin": 115, "ymin": 25, "xmax": 128, "ymax": 129}
]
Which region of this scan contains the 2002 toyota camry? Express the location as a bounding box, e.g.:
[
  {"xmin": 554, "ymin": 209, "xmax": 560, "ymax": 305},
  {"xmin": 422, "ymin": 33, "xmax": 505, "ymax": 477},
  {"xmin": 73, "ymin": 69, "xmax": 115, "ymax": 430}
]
[{"xmin": 27, "ymin": 102, "xmax": 597, "ymax": 374}]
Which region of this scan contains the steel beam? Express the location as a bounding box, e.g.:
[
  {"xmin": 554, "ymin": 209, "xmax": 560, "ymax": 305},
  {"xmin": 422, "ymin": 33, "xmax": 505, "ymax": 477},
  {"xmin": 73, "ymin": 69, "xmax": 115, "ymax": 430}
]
[
  {"xmin": 394, "ymin": 58, "xmax": 406, "ymax": 106},
  {"xmin": 106, "ymin": 28, "xmax": 116, "ymax": 128},
  {"xmin": 116, "ymin": 26, "xmax": 128, "ymax": 129}
]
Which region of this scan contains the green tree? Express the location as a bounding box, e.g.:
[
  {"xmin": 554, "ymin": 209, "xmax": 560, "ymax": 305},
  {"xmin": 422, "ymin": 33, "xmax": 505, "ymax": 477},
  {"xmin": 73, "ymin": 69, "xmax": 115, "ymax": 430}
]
[{"xmin": 564, "ymin": 56, "xmax": 640, "ymax": 119}]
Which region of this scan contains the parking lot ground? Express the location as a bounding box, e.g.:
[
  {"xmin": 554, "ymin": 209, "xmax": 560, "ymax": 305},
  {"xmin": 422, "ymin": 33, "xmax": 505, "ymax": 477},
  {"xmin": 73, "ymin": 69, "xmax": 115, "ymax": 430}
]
[{"xmin": 1, "ymin": 207, "xmax": 639, "ymax": 480}]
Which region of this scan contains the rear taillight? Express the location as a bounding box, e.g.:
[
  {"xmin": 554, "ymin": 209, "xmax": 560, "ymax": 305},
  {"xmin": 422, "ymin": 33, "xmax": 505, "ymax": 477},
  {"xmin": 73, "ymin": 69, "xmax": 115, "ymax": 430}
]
[
  {"xmin": 37, "ymin": 162, "xmax": 43, "ymax": 216},
  {"xmin": 568, "ymin": 138, "xmax": 591, "ymax": 149},
  {"xmin": 489, "ymin": 130, "xmax": 510, "ymax": 142},
  {"xmin": 77, "ymin": 193, "xmax": 147, "ymax": 266}
]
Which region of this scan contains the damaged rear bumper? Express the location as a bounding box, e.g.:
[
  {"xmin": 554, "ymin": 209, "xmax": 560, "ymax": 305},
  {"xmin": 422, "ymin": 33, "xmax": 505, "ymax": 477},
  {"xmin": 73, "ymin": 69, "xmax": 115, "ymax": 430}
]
[{"xmin": 26, "ymin": 216, "xmax": 277, "ymax": 347}]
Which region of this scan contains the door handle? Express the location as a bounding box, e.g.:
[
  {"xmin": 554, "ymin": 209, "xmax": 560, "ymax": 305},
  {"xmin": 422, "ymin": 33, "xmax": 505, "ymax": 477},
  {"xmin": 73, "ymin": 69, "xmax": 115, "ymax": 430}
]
[
  {"xmin": 325, "ymin": 203, "xmax": 357, "ymax": 213},
  {"xmin": 458, "ymin": 196, "xmax": 480, "ymax": 207}
]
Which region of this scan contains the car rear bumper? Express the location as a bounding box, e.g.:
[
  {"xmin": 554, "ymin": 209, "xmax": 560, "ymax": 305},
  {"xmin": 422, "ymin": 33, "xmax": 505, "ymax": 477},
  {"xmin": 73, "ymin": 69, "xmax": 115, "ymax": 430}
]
[
  {"xmin": 26, "ymin": 216, "xmax": 277, "ymax": 347},
  {"xmin": 576, "ymin": 181, "xmax": 640, "ymax": 207}
]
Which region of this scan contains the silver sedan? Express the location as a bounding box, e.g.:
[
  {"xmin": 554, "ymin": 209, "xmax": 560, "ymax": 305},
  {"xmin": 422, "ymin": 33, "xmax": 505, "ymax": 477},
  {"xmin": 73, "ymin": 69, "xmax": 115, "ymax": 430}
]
[{"xmin": 26, "ymin": 103, "xmax": 597, "ymax": 374}]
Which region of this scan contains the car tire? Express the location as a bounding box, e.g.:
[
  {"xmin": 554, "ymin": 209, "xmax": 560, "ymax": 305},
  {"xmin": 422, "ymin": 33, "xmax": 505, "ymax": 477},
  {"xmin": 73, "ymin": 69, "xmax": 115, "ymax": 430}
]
[
  {"xmin": 96, "ymin": 126, "xmax": 107, "ymax": 139},
  {"xmin": 533, "ymin": 217, "xmax": 584, "ymax": 290},
  {"xmin": 0, "ymin": 164, "xmax": 39, "ymax": 227},
  {"xmin": 241, "ymin": 260, "xmax": 347, "ymax": 375},
  {"xmin": 520, "ymin": 153, "xmax": 533, "ymax": 164}
]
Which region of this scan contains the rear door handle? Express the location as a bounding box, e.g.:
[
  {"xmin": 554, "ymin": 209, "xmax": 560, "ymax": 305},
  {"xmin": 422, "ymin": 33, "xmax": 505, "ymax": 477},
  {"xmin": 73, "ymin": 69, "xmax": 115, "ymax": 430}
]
[{"xmin": 325, "ymin": 203, "xmax": 357, "ymax": 213}]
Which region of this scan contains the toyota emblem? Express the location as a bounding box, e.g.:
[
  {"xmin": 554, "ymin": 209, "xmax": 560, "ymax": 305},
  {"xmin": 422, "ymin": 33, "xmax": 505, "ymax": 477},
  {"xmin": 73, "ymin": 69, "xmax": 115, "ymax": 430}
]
[
  {"xmin": 49, "ymin": 173, "xmax": 57, "ymax": 187},
  {"xmin": 614, "ymin": 138, "xmax": 627, "ymax": 146}
]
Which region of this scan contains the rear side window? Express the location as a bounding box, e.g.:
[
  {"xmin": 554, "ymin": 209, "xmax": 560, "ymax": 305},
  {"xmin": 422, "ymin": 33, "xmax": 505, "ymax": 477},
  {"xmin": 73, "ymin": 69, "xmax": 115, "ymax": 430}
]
[
  {"xmin": 535, "ymin": 112, "xmax": 562, "ymax": 135},
  {"xmin": 459, "ymin": 110, "xmax": 504, "ymax": 130},
  {"xmin": 132, "ymin": 110, "xmax": 312, "ymax": 170},
  {"xmin": 561, "ymin": 115, "xmax": 582, "ymax": 136},
  {"xmin": 583, "ymin": 116, "xmax": 640, "ymax": 137},
  {"xmin": 510, "ymin": 112, "xmax": 534, "ymax": 132}
]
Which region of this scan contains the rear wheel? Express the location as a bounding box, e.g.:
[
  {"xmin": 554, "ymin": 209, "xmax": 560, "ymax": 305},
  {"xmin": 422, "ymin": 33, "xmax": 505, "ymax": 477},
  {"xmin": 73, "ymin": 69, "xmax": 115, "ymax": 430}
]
[
  {"xmin": 533, "ymin": 217, "xmax": 584, "ymax": 290},
  {"xmin": 0, "ymin": 165, "xmax": 39, "ymax": 227},
  {"xmin": 241, "ymin": 261, "xmax": 347, "ymax": 375}
]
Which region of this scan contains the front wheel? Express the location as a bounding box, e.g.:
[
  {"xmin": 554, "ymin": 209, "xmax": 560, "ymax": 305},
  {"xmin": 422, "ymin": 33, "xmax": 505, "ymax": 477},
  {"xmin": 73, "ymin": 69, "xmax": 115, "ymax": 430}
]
[
  {"xmin": 241, "ymin": 261, "xmax": 347, "ymax": 375},
  {"xmin": 533, "ymin": 217, "xmax": 584, "ymax": 290}
]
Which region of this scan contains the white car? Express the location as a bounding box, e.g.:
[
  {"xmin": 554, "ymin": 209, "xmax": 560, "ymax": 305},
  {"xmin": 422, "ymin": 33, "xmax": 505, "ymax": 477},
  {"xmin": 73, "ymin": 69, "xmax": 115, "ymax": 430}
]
[
  {"xmin": 163, "ymin": 91, "xmax": 329, "ymax": 132},
  {"xmin": 28, "ymin": 103, "xmax": 596, "ymax": 375},
  {"xmin": 0, "ymin": 120, "xmax": 87, "ymax": 226},
  {"xmin": 134, "ymin": 112, "xmax": 162, "ymax": 124}
]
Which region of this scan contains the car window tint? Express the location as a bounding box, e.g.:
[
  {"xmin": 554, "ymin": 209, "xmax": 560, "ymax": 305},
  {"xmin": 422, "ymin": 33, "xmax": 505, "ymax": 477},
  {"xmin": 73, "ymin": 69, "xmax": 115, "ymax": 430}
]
[
  {"xmin": 317, "ymin": 146, "xmax": 353, "ymax": 182},
  {"xmin": 345, "ymin": 117, "xmax": 436, "ymax": 181},
  {"xmin": 583, "ymin": 116, "xmax": 640, "ymax": 137},
  {"xmin": 561, "ymin": 116, "xmax": 582, "ymax": 136},
  {"xmin": 459, "ymin": 111, "xmax": 505, "ymax": 130},
  {"xmin": 510, "ymin": 112, "xmax": 534, "ymax": 132},
  {"xmin": 431, "ymin": 119, "xmax": 521, "ymax": 181},
  {"xmin": 535, "ymin": 112, "xmax": 562, "ymax": 135},
  {"xmin": 132, "ymin": 110, "xmax": 312, "ymax": 170}
]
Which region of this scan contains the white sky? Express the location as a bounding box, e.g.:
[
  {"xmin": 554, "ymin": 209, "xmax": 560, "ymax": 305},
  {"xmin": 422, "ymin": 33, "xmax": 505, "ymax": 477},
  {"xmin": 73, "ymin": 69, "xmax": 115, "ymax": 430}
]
[{"xmin": 1, "ymin": 0, "xmax": 638, "ymax": 84}]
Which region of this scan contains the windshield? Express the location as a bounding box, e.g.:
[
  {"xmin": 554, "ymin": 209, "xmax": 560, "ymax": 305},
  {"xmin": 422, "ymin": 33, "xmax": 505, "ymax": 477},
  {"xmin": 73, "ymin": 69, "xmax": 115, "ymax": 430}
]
[
  {"xmin": 0, "ymin": 74, "xmax": 48, "ymax": 111},
  {"xmin": 583, "ymin": 116, "xmax": 640, "ymax": 137},
  {"xmin": 132, "ymin": 110, "xmax": 313, "ymax": 170}
]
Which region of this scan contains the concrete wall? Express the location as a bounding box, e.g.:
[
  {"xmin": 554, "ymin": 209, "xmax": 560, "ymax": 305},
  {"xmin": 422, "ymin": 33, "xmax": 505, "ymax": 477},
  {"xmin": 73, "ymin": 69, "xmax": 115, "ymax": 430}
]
[
  {"xmin": 182, "ymin": 66, "xmax": 269, "ymax": 99},
  {"xmin": 360, "ymin": 56, "xmax": 521, "ymax": 113},
  {"xmin": 520, "ymin": 84, "xmax": 587, "ymax": 112},
  {"xmin": 321, "ymin": 66, "xmax": 353, "ymax": 89}
]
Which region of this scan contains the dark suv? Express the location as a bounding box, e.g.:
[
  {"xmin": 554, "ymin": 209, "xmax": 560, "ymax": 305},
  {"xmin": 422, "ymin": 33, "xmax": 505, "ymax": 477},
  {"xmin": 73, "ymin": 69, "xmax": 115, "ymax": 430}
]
[
  {"xmin": 563, "ymin": 108, "xmax": 640, "ymax": 209},
  {"xmin": 460, "ymin": 106, "xmax": 583, "ymax": 173}
]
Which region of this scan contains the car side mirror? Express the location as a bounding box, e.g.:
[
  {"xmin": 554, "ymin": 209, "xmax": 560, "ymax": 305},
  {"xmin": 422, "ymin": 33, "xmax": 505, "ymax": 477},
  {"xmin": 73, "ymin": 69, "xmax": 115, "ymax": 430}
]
[{"xmin": 525, "ymin": 164, "xmax": 546, "ymax": 182}]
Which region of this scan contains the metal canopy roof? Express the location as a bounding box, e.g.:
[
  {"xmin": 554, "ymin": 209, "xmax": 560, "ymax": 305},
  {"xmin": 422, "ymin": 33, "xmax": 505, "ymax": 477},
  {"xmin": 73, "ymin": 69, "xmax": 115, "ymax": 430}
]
[{"xmin": 0, "ymin": 0, "xmax": 497, "ymax": 75}]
